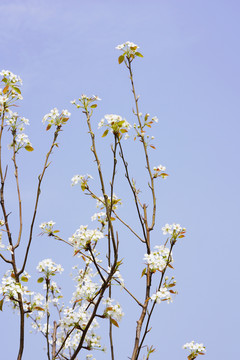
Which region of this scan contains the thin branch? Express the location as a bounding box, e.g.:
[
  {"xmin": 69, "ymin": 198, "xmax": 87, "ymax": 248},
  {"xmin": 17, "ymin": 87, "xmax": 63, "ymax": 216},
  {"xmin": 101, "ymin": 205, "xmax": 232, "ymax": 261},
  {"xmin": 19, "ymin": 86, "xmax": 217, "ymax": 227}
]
[{"xmin": 19, "ymin": 126, "xmax": 62, "ymax": 276}]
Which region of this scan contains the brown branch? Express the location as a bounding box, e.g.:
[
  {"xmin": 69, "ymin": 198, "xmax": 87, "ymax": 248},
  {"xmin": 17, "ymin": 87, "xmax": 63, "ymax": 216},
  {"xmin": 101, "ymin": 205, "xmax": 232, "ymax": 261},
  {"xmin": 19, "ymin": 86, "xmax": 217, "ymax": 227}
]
[
  {"xmin": 127, "ymin": 59, "xmax": 156, "ymax": 231},
  {"xmin": 19, "ymin": 126, "xmax": 62, "ymax": 276}
]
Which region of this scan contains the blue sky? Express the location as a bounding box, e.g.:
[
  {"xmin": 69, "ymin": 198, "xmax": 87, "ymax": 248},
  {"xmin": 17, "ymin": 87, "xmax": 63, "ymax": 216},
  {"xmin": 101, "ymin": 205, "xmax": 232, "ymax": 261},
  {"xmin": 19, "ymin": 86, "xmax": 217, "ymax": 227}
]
[{"xmin": 1, "ymin": 0, "xmax": 240, "ymax": 359}]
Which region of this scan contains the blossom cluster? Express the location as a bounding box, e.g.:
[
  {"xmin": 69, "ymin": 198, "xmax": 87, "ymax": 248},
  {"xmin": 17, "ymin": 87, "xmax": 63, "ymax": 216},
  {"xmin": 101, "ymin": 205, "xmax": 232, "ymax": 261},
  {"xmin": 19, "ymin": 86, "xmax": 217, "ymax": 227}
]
[
  {"xmin": 42, "ymin": 108, "xmax": 71, "ymax": 129},
  {"xmin": 71, "ymin": 94, "xmax": 101, "ymax": 111},
  {"xmin": 96, "ymin": 194, "xmax": 122, "ymax": 211},
  {"xmin": 183, "ymin": 341, "xmax": 206, "ymax": 358},
  {"xmin": 36, "ymin": 259, "xmax": 63, "ymax": 276},
  {"xmin": 116, "ymin": 41, "xmax": 143, "ymax": 63},
  {"xmin": 153, "ymin": 164, "xmax": 168, "ymax": 179},
  {"xmin": 143, "ymin": 245, "xmax": 171, "ymax": 272},
  {"xmin": 71, "ymin": 174, "xmax": 93, "ymax": 190},
  {"xmin": 39, "ymin": 220, "xmax": 56, "ymax": 235},
  {"xmin": 4, "ymin": 109, "xmax": 33, "ymax": 151},
  {"xmin": 103, "ymin": 297, "xmax": 124, "ymax": 322},
  {"xmin": 69, "ymin": 225, "xmax": 104, "ymax": 251},
  {"xmin": 0, "ymin": 270, "xmax": 32, "ymax": 309},
  {"xmin": 151, "ymin": 285, "xmax": 172, "ymax": 304},
  {"xmin": 0, "ymin": 70, "xmax": 23, "ymax": 111},
  {"xmin": 98, "ymin": 114, "xmax": 131, "ymax": 139},
  {"xmin": 162, "ymin": 223, "xmax": 185, "ymax": 235}
]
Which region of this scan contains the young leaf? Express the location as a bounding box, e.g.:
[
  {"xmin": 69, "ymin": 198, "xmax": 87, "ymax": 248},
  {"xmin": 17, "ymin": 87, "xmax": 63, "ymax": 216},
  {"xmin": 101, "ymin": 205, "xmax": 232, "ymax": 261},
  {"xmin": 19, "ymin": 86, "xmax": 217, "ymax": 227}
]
[
  {"xmin": 102, "ymin": 129, "xmax": 109, "ymax": 138},
  {"xmin": 141, "ymin": 268, "xmax": 146, "ymax": 277},
  {"xmin": 25, "ymin": 145, "xmax": 34, "ymax": 152},
  {"xmin": 12, "ymin": 86, "xmax": 21, "ymax": 94},
  {"xmin": 37, "ymin": 277, "xmax": 44, "ymax": 283},
  {"xmin": 21, "ymin": 276, "xmax": 28, "ymax": 282},
  {"xmin": 3, "ymin": 85, "xmax": 9, "ymax": 94},
  {"xmin": 46, "ymin": 124, "xmax": 52, "ymax": 131},
  {"xmin": 90, "ymin": 104, "xmax": 97, "ymax": 108},
  {"xmin": 150, "ymin": 145, "xmax": 156, "ymax": 149},
  {"xmin": 135, "ymin": 52, "xmax": 144, "ymax": 58},
  {"xmin": 118, "ymin": 55, "xmax": 125, "ymax": 64},
  {"xmin": 110, "ymin": 317, "xmax": 119, "ymax": 327}
]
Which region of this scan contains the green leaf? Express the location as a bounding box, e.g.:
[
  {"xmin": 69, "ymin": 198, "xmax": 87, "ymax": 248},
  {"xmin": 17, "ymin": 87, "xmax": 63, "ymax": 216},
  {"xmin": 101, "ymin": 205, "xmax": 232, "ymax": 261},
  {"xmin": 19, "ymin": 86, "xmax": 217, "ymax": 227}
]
[
  {"xmin": 118, "ymin": 55, "xmax": 125, "ymax": 64},
  {"xmin": 37, "ymin": 277, "xmax": 44, "ymax": 283},
  {"xmin": 102, "ymin": 129, "xmax": 109, "ymax": 138},
  {"xmin": 53, "ymin": 230, "xmax": 60, "ymax": 233},
  {"xmin": 90, "ymin": 104, "xmax": 97, "ymax": 108},
  {"xmin": 2, "ymin": 78, "xmax": 7, "ymax": 83},
  {"xmin": 25, "ymin": 145, "xmax": 34, "ymax": 152},
  {"xmin": 46, "ymin": 124, "xmax": 52, "ymax": 131},
  {"xmin": 110, "ymin": 317, "xmax": 119, "ymax": 327},
  {"xmin": 135, "ymin": 52, "xmax": 144, "ymax": 58},
  {"xmin": 0, "ymin": 298, "xmax": 4, "ymax": 311},
  {"xmin": 12, "ymin": 86, "xmax": 21, "ymax": 94},
  {"xmin": 21, "ymin": 276, "xmax": 28, "ymax": 282},
  {"xmin": 141, "ymin": 268, "xmax": 146, "ymax": 277}
]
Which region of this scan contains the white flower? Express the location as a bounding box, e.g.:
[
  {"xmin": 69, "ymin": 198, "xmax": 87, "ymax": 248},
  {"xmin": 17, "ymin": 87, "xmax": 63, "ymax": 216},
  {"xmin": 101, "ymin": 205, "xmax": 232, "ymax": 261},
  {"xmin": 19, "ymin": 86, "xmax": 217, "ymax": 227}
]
[
  {"xmin": 0, "ymin": 70, "xmax": 22, "ymax": 84},
  {"xmin": 103, "ymin": 297, "xmax": 124, "ymax": 322},
  {"xmin": 69, "ymin": 225, "xmax": 104, "ymax": 251},
  {"xmin": 153, "ymin": 164, "xmax": 166, "ymax": 172},
  {"xmin": 144, "ymin": 245, "xmax": 171, "ymax": 272},
  {"xmin": 151, "ymin": 287, "xmax": 172, "ymax": 304},
  {"xmin": 183, "ymin": 341, "xmax": 206, "ymax": 356},
  {"xmin": 39, "ymin": 221, "xmax": 55, "ymax": 234},
  {"xmin": 71, "ymin": 174, "xmax": 93, "ymax": 187},
  {"xmin": 116, "ymin": 41, "xmax": 139, "ymax": 57},
  {"xmin": 162, "ymin": 223, "xmax": 173, "ymax": 235},
  {"xmin": 42, "ymin": 108, "xmax": 70, "ymax": 126},
  {"xmin": 37, "ymin": 259, "xmax": 63, "ymax": 274},
  {"xmin": 152, "ymin": 116, "xmax": 158, "ymax": 123}
]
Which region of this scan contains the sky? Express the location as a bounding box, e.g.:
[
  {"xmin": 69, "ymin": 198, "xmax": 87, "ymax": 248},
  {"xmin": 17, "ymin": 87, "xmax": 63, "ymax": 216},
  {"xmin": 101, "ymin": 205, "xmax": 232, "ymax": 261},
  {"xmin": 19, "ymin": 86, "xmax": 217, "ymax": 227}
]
[{"xmin": 0, "ymin": 0, "xmax": 240, "ymax": 359}]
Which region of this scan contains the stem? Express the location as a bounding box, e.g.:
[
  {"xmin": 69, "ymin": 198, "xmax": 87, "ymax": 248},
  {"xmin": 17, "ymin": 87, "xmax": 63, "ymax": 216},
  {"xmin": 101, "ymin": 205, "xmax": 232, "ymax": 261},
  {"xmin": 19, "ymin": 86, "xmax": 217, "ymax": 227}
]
[
  {"xmin": 127, "ymin": 59, "xmax": 156, "ymax": 231},
  {"xmin": 19, "ymin": 127, "xmax": 61, "ymax": 276}
]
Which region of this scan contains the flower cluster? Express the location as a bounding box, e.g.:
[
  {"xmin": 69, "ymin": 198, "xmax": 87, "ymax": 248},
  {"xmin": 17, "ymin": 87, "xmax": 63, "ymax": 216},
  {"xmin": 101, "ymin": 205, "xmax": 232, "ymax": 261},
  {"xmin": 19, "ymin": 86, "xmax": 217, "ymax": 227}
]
[
  {"xmin": 103, "ymin": 297, "xmax": 124, "ymax": 323},
  {"xmin": 71, "ymin": 267, "xmax": 99, "ymax": 303},
  {"xmin": 162, "ymin": 223, "xmax": 186, "ymax": 235},
  {"xmin": 143, "ymin": 245, "xmax": 171, "ymax": 272},
  {"xmin": 71, "ymin": 174, "xmax": 93, "ymax": 190},
  {"xmin": 183, "ymin": 341, "xmax": 206, "ymax": 359},
  {"xmin": 4, "ymin": 110, "xmax": 33, "ymax": 151},
  {"xmin": 153, "ymin": 164, "xmax": 168, "ymax": 179},
  {"xmin": 39, "ymin": 220, "xmax": 56, "ymax": 235},
  {"xmin": 116, "ymin": 41, "xmax": 143, "ymax": 63},
  {"xmin": 69, "ymin": 225, "xmax": 104, "ymax": 251},
  {"xmin": 98, "ymin": 114, "xmax": 131, "ymax": 139},
  {"xmin": 0, "ymin": 70, "xmax": 22, "ymax": 85},
  {"xmin": 96, "ymin": 194, "xmax": 122, "ymax": 211},
  {"xmin": 151, "ymin": 285, "xmax": 172, "ymax": 304},
  {"xmin": 0, "ymin": 70, "xmax": 23, "ymax": 112},
  {"xmin": 37, "ymin": 259, "xmax": 63, "ymax": 276},
  {"xmin": 0, "ymin": 270, "xmax": 32, "ymax": 309},
  {"xmin": 42, "ymin": 108, "xmax": 71, "ymax": 129},
  {"xmin": 71, "ymin": 94, "xmax": 101, "ymax": 111}
]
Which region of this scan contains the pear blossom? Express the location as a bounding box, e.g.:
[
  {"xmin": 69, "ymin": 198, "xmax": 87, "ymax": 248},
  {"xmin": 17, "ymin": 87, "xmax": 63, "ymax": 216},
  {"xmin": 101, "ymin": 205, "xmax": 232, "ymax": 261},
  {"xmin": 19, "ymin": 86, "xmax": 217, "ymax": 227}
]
[
  {"xmin": 183, "ymin": 341, "xmax": 206, "ymax": 358},
  {"xmin": 151, "ymin": 286, "xmax": 172, "ymax": 304},
  {"xmin": 116, "ymin": 41, "xmax": 139, "ymax": 57},
  {"xmin": 144, "ymin": 245, "xmax": 171, "ymax": 272},
  {"xmin": 98, "ymin": 114, "xmax": 131, "ymax": 138},
  {"xmin": 42, "ymin": 108, "xmax": 70, "ymax": 127},
  {"xmin": 103, "ymin": 297, "xmax": 124, "ymax": 322},
  {"xmin": 37, "ymin": 259, "xmax": 63, "ymax": 275},
  {"xmin": 69, "ymin": 225, "xmax": 104, "ymax": 251},
  {"xmin": 39, "ymin": 220, "xmax": 55, "ymax": 235}
]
